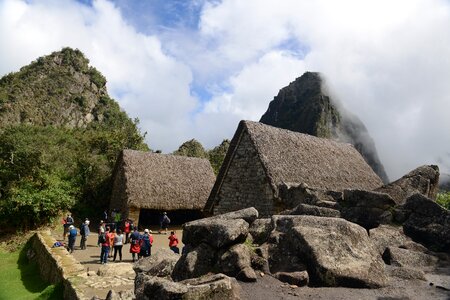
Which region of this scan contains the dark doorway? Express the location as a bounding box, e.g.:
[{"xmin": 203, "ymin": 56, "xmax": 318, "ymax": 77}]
[{"xmin": 138, "ymin": 209, "xmax": 204, "ymax": 228}]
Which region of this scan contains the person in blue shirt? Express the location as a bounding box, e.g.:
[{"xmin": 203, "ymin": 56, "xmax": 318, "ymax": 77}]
[{"xmin": 67, "ymin": 225, "xmax": 77, "ymax": 253}]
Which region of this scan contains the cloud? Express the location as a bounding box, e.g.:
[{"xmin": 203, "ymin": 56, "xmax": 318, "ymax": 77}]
[
  {"xmin": 194, "ymin": 0, "xmax": 450, "ymax": 178},
  {"xmin": 0, "ymin": 0, "xmax": 197, "ymax": 151},
  {"xmin": 1, "ymin": 0, "xmax": 450, "ymax": 179}
]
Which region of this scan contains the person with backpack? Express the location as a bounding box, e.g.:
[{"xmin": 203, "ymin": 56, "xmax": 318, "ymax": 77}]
[
  {"xmin": 129, "ymin": 227, "xmax": 141, "ymax": 262},
  {"xmin": 67, "ymin": 225, "xmax": 77, "ymax": 253},
  {"xmin": 159, "ymin": 212, "xmax": 170, "ymax": 234},
  {"xmin": 79, "ymin": 219, "xmax": 90, "ymax": 250},
  {"xmin": 63, "ymin": 214, "xmax": 74, "ymax": 241},
  {"xmin": 139, "ymin": 229, "xmax": 153, "ymax": 258},
  {"xmin": 100, "ymin": 227, "xmax": 111, "ymax": 264}
]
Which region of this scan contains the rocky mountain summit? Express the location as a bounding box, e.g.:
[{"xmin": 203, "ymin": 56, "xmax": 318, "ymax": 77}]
[
  {"xmin": 260, "ymin": 72, "xmax": 389, "ymax": 183},
  {"xmin": 0, "ymin": 47, "xmax": 118, "ymax": 128}
]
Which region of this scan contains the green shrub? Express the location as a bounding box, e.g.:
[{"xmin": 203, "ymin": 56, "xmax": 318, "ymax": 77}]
[{"xmin": 437, "ymin": 192, "xmax": 450, "ymax": 210}]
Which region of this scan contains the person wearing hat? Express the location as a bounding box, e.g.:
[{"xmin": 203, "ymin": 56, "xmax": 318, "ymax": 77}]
[
  {"xmin": 139, "ymin": 229, "xmax": 153, "ymax": 259},
  {"xmin": 67, "ymin": 225, "xmax": 77, "ymax": 253},
  {"xmin": 159, "ymin": 212, "xmax": 171, "ymax": 234},
  {"xmin": 79, "ymin": 219, "xmax": 90, "ymax": 250}
]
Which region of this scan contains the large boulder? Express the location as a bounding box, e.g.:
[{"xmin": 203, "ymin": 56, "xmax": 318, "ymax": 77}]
[
  {"xmin": 182, "ymin": 218, "xmax": 249, "ymax": 249},
  {"xmin": 273, "ymin": 271, "xmax": 309, "ymax": 286},
  {"xmin": 278, "ymin": 182, "xmax": 342, "ymax": 209},
  {"xmin": 281, "ymin": 203, "xmax": 341, "ymax": 218},
  {"xmin": 171, "ymin": 243, "xmax": 216, "ymax": 281},
  {"xmin": 210, "ymin": 207, "xmax": 259, "ymax": 224},
  {"xmin": 133, "ymin": 248, "xmax": 179, "ymax": 277},
  {"xmin": 369, "ymin": 225, "xmax": 411, "ymax": 255},
  {"xmin": 135, "ymin": 273, "xmax": 241, "ymax": 300},
  {"xmin": 382, "ymin": 247, "xmax": 438, "ymax": 268},
  {"xmin": 217, "ymin": 244, "xmax": 253, "ymax": 277},
  {"xmin": 249, "ymin": 218, "xmax": 273, "ymax": 245},
  {"xmin": 375, "ymin": 165, "xmax": 440, "ymax": 205},
  {"xmin": 402, "ymin": 193, "xmax": 450, "ymax": 252},
  {"xmin": 340, "ymin": 189, "xmax": 396, "ymax": 229},
  {"xmin": 272, "ymin": 215, "xmax": 387, "ymax": 288}
]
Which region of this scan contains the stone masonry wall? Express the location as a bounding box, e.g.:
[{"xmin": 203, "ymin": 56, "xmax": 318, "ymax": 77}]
[
  {"xmin": 214, "ymin": 131, "xmax": 275, "ymax": 217},
  {"xmin": 29, "ymin": 231, "xmax": 87, "ymax": 300}
]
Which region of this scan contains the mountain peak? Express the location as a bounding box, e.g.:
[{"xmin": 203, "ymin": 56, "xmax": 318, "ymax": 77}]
[{"xmin": 260, "ymin": 72, "xmax": 389, "ymax": 183}]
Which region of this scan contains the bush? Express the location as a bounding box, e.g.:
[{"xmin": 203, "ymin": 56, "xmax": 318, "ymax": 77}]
[{"xmin": 437, "ymin": 192, "xmax": 450, "ymax": 210}]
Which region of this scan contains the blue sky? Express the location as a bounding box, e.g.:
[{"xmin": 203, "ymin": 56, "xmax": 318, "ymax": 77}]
[{"xmin": 1, "ymin": 0, "xmax": 450, "ymax": 178}]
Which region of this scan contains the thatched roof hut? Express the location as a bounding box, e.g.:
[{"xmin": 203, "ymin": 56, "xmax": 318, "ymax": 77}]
[
  {"xmin": 205, "ymin": 120, "xmax": 383, "ymax": 216},
  {"xmin": 110, "ymin": 150, "xmax": 216, "ymax": 223}
]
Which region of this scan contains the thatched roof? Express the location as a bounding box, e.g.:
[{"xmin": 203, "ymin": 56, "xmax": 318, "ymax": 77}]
[
  {"xmin": 118, "ymin": 150, "xmax": 215, "ymax": 210},
  {"xmin": 205, "ymin": 121, "xmax": 383, "ymax": 212}
]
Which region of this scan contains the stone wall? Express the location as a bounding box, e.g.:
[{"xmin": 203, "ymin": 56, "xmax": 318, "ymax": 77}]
[
  {"xmin": 29, "ymin": 231, "xmax": 88, "ymax": 300},
  {"xmin": 109, "ymin": 157, "xmax": 129, "ymax": 218},
  {"xmin": 214, "ymin": 131, "xmax": 275, "ymax": 216}
]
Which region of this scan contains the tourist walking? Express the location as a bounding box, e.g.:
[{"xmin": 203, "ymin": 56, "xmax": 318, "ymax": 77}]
[
  {"xmin": 124, "ymin": 219, "xmax": 131, "ymax": 244},
  {"xmin": 114, "ymin": 210, "xmax": 122, "ymax": 231},
  {"xmin": 109, "ymin": 229, "xmax": 116, "ymax": 258},
  {"xmin": 113, "ymin": 229, "xmax": 124, "ymax": 262},
  {"xmin": 159, "ymin": 212, "xmax": 170, "ymax": 234},
  {"xmin": 100, "ymin": 227, "xmax": 111, "ymax": 264},
  {"xmin": 63, "ymin": 214, "xmax": 74, "ymax": 240},
  {"xmin": 129, "ymin": 227, "xmax": 140, "ymax": 262},
  {"xmin": 98, "ymin": 220, "xmax": 105, "ymax": 247},
  {"xmin": 168, "ymin": 231, "xmax": 180, "ymax": 254},
  {"xmin": 67, "ymin": 225, "xmax": 77, "ymax": 253},
  {"xmin": 79, "ymin": 219, "xmax": 90, "ymax": 250},
  {"xmin": 139, "ymin": 229, "xmax": 153, "ymax": 258}
]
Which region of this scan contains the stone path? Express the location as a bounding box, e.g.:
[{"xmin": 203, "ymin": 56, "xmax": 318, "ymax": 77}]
[{"xmin": 53, "ymin": 226, "xmax": 183, "ymax": 299}]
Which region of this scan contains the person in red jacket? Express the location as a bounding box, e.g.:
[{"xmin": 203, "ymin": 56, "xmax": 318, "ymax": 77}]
[
  {"xmin": 168, "ymin": 231, "xmax": 180, "ymax": 254},
  {"xmin": 100, "ymin": 227, "xmax": 111, "ymax": 264}
]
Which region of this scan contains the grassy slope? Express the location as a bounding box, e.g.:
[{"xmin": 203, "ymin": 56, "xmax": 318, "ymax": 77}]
[{"xmin": 0, "ymin": 245, "xmax": 63, "ymax": 300}]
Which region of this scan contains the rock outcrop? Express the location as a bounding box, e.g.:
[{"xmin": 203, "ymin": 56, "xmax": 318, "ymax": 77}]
[
  {"xmin": 260, "ymin": 72, "xmax": 389, "ymax": 183},
  {"xmin": 375, "ymin": 165, "xmax": 440, "ymax": 205}
]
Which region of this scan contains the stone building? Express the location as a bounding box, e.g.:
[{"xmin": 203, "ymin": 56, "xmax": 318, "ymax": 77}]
[
  {"xmin": 110, "ymin": 150, "xmax": 216, "ymax": 226},
  {"xmin": 204, "ymin": 120, "xmax": 383, "ymax": 217}
]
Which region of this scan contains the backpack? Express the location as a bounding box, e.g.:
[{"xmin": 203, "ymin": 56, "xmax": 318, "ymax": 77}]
[{"xmin": 99, "ymin": 232, "xmax": 106, "ymax": 244}]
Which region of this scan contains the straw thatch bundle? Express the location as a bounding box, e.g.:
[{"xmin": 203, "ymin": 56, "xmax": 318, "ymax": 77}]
[
  {"xmin": 205, "ymin": 120, "xmax": 383, "ymax": 212},
  {"xmin": 112, "ymin": 150, "xmax": 215, "ymax": 211}
]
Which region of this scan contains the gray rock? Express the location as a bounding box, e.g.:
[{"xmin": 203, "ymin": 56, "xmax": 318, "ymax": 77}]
[
  {"xmin": 382, "ymin": 247, "xmax": 438, "ymax": 268},
  {"xmin": 133, "ymin": 248, "xmax": 179, "ymax": 277},
  {"xmin": 136, "ymin": 273, "xmax": 241, "ymax": 300},
  {"xmin": 181, "ymin": 273, "xmax": 242, "ymax": 299},
  {"xmin": 171, "ymin": 243, "xmax": 216, "ymax": 281},
  {"xmin": 210, "ymin": 207, "xmax": 259, "ymax": 224},
  {"xmin": 274, "ymin": 271, "xmax": 309, "ymax": 287},
  {"xmin": 386, "ymin": 266, "xmax": 426, "ymax": 281},
  {"xmin": 249, "ymin": 218, "xmax": 273, "ymax": 245},
  {"xmin": 182, "ymin": 218, "xmax": 249, "ymax": 249},
  {"xmin": 369, "ymin": 225, "xmax": 410, "ymax": 255},
  {"xmin": 97, "ymin": 263, "xmax": 134, "ymax": 277},
  {"xmin": 375, "ymin": 165, "xmax": 440, "ymax": 205},
  {"xmin": 218, "ymin": 243, "xmax": 252, "ymax": 277},
  {"xmin": 340, "ymin": 189, "xmax": 396, "ymax": 229},
  {"xmin": 236, "ymin": 266, "xmax": 257, "ymax": 282},
  {"xmin": 281, "ymin": 203, "xmax": 341, "ymax": 218},
  {"xmin": 135, "ymin": 274, "xmax": 188, "ymax": 300},
  {"xmin": 272, "ymin": 215, "xmax": 387, "ymax": 288},
  {"xmin": 250, "ymin": 253, "xmax": 270, "ymax": 273},
  {"xmin": 278, "ymin": 182, "xmax": 342, "ymax": 208},
  {"xmin": 402, "ymin": 193, "xmax": 450, "ymax": 252}
]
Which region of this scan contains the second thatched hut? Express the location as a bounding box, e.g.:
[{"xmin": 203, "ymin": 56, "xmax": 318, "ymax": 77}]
[
  {"xmin": 110, "ymin": 150, "xmax": 216, "ymax": 227},
  {"xmin": 204, "ymin": 120, "xmax": 383, "ymax": 217}
]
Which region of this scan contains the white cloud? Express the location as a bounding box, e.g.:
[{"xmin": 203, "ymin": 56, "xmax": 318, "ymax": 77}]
[
  {"xmin": 1, "ymin": 0, "xmax": 450, "ymax": 179},
  {"xmin": 0, "ymin": 0, "xmax": 197, "ymax": 151}
]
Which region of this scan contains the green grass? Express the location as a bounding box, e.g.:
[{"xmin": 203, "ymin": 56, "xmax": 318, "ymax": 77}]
[{"xmin": 0, "ymin": 243, "xmax": 63, "ymax": 300}]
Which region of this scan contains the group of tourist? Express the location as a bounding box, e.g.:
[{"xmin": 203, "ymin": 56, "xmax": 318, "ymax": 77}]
[{"xmin": 62, "ymin": 211, "xmax": 180, "ymax": 264}]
